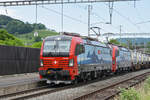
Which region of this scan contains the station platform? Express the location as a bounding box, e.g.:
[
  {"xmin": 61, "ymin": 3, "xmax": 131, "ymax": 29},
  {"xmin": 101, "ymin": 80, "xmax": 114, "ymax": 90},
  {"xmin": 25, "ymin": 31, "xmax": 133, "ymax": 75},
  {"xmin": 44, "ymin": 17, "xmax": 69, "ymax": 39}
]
[
  {"xmin": 0, "ymin": 73, "xmax": 40, "ymax": 87},
  {"xmin": 0, "ymin": 73, "xmax": 44, "ymax": 96}
]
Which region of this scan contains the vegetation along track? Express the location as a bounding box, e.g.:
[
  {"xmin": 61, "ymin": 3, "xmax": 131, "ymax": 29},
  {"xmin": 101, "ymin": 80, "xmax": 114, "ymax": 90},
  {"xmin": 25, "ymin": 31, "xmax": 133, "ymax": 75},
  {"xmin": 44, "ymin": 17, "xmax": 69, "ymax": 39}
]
[{"xmin": 73, "ymin": 71, "xmax": 150, "ymax": 100}]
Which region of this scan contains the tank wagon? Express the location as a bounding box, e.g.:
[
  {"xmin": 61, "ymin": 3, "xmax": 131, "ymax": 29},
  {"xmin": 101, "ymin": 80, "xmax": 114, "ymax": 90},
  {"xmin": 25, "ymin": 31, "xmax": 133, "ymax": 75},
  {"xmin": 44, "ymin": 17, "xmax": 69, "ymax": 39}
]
[{"xmin": 39, "ymin": 32, "xmax": 150, "ymax": 84}]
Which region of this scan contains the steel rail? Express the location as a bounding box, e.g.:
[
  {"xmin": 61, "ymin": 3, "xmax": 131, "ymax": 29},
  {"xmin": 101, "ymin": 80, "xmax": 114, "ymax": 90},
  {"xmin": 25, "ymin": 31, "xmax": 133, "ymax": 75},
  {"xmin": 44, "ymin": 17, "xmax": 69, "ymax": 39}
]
[{"xmin": 0, "ymin": 85, "xmax": 49, "ymax": 99}]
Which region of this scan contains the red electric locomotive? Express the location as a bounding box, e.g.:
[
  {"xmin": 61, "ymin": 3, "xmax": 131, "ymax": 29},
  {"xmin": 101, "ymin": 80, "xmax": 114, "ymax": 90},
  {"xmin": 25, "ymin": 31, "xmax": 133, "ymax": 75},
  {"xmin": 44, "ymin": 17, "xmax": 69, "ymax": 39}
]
[
  {"xmin": 39, "ymin": 32, "xmax": 131, "ymax": 84},
  {"xmin": 39, "ymin": 33, "xmax": 83, "ymax": 84}
]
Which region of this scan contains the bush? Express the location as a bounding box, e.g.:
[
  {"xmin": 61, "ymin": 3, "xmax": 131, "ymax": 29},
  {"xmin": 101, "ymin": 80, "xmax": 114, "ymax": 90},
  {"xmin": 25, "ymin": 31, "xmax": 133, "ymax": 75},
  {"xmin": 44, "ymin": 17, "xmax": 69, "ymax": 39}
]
[
  {"xmin": 144, "ymin": 77, "xmax": 150, "ymax": 94},
  {"xmin": 31, "ymin": 41, "xmax": 42, "ymax": 48},
  {"xmin": 34, "ymin": 36, "xmax": 41, "ymax": 42},
  {"xmin": 120, "ymin": 87, "xmax": 140, "ymax": 100}
]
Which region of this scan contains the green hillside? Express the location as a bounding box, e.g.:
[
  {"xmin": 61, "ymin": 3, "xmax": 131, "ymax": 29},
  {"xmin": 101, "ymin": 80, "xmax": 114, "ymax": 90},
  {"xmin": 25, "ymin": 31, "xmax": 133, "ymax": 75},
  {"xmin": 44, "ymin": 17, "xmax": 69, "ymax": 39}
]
[
  {"xmin": 16, "ymin": 29, "xmax": 59, "ymax": 46},
  {"xmin": 0, "ymin": 29, "xmax": 24, "ymax": 46},
  {"xmin": 0, "ymin": 15, "xmax": 59, "ymax": 48},
  {"xmin": 0, "ymin": 15, "xmax": 46, "ymax": 34}
]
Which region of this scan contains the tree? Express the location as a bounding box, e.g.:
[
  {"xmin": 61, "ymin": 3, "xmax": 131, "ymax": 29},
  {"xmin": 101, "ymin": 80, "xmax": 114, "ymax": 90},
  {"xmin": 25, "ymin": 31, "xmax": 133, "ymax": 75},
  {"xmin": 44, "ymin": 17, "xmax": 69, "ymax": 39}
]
[
  {"xmin": 147, "ymin": 42, "xmax": 150, "ymax": 48},
  {"xmin": 109, "ymin": 39, "xmax": 128, "ymax": 48},
  {"xmin": 34, "ymin": 36, "xmax": 41, "ymax": 42},
  {"xmin": 127, "ymin": 40, "xmax": 133, "ymax": 50},
  {"xmin": 109, "ymin": 39, "xmax": 120, "ymax": 45},
  {"xmin": 146, "ymin": 42, "xmax": 150, "ymax": 53},
  {"xmin": 32, "ymin": 23, "xmax": 46, "ymax": 30}
]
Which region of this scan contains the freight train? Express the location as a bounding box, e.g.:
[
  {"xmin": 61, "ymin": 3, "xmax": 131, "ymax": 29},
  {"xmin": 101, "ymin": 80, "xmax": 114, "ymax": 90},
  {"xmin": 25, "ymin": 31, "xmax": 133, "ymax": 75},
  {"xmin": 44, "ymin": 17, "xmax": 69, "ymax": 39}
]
[{"xmin": 39, "ymin": 32, "xmax": 150, "ymax": 84}]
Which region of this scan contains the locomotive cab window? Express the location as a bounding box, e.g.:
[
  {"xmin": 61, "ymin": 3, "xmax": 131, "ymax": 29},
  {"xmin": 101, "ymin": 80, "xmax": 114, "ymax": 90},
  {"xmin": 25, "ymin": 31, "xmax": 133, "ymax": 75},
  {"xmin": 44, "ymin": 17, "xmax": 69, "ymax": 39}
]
[
  {"xmin": 75, "ymin": 44, "xmax": 85, "ymax": 56},
  {"xmin": 43, "ymin": 40, "xmax": 71, "ymax": 57}
]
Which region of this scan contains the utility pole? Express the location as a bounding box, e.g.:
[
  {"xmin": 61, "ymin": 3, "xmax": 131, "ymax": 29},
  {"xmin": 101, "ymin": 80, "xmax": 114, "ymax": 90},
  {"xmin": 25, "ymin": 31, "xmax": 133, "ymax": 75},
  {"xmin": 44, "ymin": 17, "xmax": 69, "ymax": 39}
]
[
  {"xmin": 119, "ymin": 25, "xmax": 122, "ymax": 45},
  {"xmin": 61, "ymin": 2, "xmax": 64, "ymax": 33},
  {"xmin": 35, "ymin": 4, "xmax": 37, "ymax": 24},
  {"xmin": 34, "ymin": 4, "xmax": 39, "ymax": 37},
  {"xmin": 88, "ymin": 5, "xmax": 91, "ymax": 37},
  {"xmin": 135, "ymin": 34, "xmax": 136, "ymax": 50},
  {"xmin": 109, "ymin": 1, "xmax": 114, "ymax": 24},
  {"xmin": 144, "ymin": 42, "xmax": 145, "ymax": 52}
]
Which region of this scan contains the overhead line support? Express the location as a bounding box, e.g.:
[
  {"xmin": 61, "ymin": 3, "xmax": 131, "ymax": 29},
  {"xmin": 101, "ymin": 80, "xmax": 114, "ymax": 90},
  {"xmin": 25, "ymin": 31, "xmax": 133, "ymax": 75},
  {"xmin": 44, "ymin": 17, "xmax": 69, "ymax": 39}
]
[{"xmin": 0, "ymin": 0, "xmax": 138, "ymax": 6}]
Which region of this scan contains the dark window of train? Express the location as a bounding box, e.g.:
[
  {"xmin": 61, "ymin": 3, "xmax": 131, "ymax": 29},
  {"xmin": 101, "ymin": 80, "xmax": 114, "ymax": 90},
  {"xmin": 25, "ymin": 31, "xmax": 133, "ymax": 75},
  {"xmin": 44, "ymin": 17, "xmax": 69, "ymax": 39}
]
[
  {"xmin": 75, "ymin": 44, "xmax": 85, "ymax": 56},
  {"xmin": 81, "ymin": 45, "xmax": 85, "ymax": 53},
  {"xmin": 110, "ymin": 49, "xmax": 112, "ymax": 56},
  {"xmin": 75, "ymin": 44, "xmax": 79, "ymax": 56}
]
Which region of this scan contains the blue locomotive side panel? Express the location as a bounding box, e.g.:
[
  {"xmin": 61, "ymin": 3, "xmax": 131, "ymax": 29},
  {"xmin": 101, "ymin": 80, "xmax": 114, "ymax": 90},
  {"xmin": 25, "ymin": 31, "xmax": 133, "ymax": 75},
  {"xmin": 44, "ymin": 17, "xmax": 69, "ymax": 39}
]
[
  {"xmin": 77, "ymin": 43, "xmax": 112, "ymax": 71},
  {"xmin": 116, "ymin": 48, "xmax": 131, "ymax": 68}
]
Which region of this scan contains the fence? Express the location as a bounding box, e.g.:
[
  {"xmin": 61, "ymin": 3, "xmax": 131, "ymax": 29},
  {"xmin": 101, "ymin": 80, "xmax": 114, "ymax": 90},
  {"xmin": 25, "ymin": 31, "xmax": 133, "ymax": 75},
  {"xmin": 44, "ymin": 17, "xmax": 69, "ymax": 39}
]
[{"xmin": 0, "ymin": 45, "xmax": 40, "ymax": 75}]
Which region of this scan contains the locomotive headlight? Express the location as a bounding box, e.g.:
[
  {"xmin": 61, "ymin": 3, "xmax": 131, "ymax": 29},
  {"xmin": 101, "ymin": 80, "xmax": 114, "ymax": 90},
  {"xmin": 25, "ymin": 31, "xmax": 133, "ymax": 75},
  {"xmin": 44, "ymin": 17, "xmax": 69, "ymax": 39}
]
[
  {"xmin": 40, "ymin": 60, "xmax": 43, "ymax": 67},
  {"xmin": 69, "ymin": 59, "xmax": 74, "ymax": 67}
]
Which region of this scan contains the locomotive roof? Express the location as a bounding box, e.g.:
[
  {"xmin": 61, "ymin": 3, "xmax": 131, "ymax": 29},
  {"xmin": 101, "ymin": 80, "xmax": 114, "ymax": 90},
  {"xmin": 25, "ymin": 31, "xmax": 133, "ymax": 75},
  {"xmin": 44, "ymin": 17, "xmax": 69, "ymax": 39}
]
[
  {"xmin": 83, "ymin": 39, "xmax": 107, "ymax": 47},
  {"xmin": 45, "ymin": 35, "xmax": 72, "ymax": 41},
  {"xmin": 45, "ymin": 34, "xmax": 108, "ymax": 47}
]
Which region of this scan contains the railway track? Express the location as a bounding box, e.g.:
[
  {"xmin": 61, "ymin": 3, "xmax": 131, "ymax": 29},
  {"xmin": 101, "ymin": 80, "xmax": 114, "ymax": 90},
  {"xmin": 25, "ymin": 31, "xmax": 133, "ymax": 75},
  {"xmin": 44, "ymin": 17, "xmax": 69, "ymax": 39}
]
[
  {"xmin": 0, "ymin": 70, "xmax": 149, "ymax": 100},
  {"xmin": 0, "ymin": 79, "xmax": 108, "ymax": 100},
  {"xmin": 0, "ymin": 71, "xmax": 126, "ymax": 100},
  {"xmin": 0, "ymin": 83, "xmax": 80, "ymax": 100},
  {"xmin": 73, "ymin": 71, "xmax": 150, "ymax": 100},
  {"xmin": 0, "ymin": 85, "xmax": 50, "ymax": 100}
]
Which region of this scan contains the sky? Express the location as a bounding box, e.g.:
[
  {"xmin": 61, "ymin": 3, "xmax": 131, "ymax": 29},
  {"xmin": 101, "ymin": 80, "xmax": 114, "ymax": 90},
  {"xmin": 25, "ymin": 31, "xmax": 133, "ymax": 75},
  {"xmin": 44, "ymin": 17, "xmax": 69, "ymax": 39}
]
[{"xmin": 0, "ymin": 0, "xmax": 150, "ymax": 36}]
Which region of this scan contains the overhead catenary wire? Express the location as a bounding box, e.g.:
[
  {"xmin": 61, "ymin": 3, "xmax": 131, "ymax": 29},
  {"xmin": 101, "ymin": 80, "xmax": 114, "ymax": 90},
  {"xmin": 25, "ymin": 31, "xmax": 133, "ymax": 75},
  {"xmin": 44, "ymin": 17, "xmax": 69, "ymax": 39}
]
[
  {"xmin": 40, "ymin": 4, "xmax": 136, "ymax": 35},
  {"xmin": 39, "ymin": 6, "xmax": 87, "ymax": 25},
  {"xmin": 61, "ymin": 1, "xmax": 64, "ymax": 32},
  {"xmin": 136, "ymin": 20, "xmax": 150, "ymax": 25},
  {"xmin": 103, "ymin": 3, "xmax": 143, "ymax": 33},
  {"xmin": 132, "ymin": 3, "xmax": 149, "ymax": 30},
  {"xmin": 40, "ymin": 5, "xmax": 109, "ymax": 34},
  {"xmin": 91, "ymin": 11, "xmax": 126, "ymax": 33},
  {"xmin": 90, "ymin": 4, "xmax": 126, "ymax": 33},
  {"xmin": 75, "ymin": 4, "xmax": 122, "ymax": 33},
  {"xmin": 89, "ymin": 4, "xmax": 127, "ymax": 33},
  {"xmin": 35, "ymin": 4, "xmax": 38, "ymax": 24}
]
